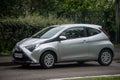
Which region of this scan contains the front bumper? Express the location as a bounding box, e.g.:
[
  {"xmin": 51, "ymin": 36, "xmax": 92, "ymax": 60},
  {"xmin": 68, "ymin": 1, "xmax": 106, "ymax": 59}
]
[
  {"xmin": 12, "ymin": 60, "xmax": 31, "ymax": 64},
  {"xmin": 12, "ymin": 50, "xmax": 32, "ymax": 64}
]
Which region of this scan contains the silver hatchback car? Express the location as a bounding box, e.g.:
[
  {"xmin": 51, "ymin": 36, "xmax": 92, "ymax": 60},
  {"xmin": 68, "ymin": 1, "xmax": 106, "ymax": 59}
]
[{"xmin": 12, "ymin": 24, "xmax": 114, "ymax": 68}]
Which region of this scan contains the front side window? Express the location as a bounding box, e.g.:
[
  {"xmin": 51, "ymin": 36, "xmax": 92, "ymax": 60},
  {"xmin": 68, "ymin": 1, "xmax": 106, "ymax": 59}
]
[
  {"xmin": 86, "ymin": 27, "xmax": 101, "ymax": 36},
  {"xmin": 61, "ymin": 27, "xmax": 85, "ymax": 39}
]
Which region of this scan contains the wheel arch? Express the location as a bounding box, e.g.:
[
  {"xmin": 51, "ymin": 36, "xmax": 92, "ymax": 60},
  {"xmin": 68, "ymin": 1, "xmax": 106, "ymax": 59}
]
[
  {"xmin": 40, "ymin": 50, "xmax": 58, "ymax": 62},
  {"xmin": 99, "ymin": 47, "xmax": 114, "ymax": 58}
]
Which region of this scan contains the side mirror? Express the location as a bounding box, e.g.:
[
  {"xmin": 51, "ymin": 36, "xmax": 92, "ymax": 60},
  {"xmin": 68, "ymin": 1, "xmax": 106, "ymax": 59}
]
[{"xmin": 59, "ymin": 36, "xmax": 67, "ymax": 40}]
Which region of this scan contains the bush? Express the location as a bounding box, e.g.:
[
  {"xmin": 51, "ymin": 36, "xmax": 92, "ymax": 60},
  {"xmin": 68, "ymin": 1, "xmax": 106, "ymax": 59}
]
[{"xmin": 0, "ymin": 14, "xmax": 74, "ymax": 55}]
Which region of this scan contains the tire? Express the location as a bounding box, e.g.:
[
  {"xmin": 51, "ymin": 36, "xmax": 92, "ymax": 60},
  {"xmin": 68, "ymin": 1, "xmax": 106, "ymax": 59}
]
[
  {"xmin": 40, "ymin": 51, "xmax": 55, "ymax": 69},
  {"xmin": 98, "ymin": 49, "xmax": 113, "ymax": 66}
]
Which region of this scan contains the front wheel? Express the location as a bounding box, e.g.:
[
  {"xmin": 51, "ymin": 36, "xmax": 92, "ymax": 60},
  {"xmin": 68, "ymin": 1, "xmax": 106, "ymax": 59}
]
[
  {"xmin": 40, "ymin": 51, "xmax": 55, "ymax": 69},
  {"xmin": 98, "ymin": 49, "xmax": 113, "ymax": 66}
]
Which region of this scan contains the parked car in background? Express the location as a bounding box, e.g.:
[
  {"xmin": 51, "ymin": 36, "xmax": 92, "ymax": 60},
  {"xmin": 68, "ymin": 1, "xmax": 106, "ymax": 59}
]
[{"xmin": 12, "ymin": 24, "xmax": 114, "ymax": 69}]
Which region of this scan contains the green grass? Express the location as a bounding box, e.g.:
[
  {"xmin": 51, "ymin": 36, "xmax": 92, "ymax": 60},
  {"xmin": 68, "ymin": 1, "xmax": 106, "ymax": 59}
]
[
  {"xmin": 72, "ymin": 76, "xmax": 120, "ymax": 80},
  {"xmin": 0, "ymin": 50, "xmax": 11, "ymax": 56},
  {"xmin": 115, "ymin": 44, "xmax": 120, "ymax": 47}
]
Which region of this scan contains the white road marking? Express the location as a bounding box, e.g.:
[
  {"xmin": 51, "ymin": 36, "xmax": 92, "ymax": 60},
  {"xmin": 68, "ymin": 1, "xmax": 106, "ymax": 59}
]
[{"xmin": 49, "ymin": 74, "xmax": 120, "ymax": 80}]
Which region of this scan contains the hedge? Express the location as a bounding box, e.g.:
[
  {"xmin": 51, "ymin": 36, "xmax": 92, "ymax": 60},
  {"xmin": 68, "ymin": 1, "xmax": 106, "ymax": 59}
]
[{"xmin": 0, "ymin": 14, "xmax": 74, "ymax": 55}]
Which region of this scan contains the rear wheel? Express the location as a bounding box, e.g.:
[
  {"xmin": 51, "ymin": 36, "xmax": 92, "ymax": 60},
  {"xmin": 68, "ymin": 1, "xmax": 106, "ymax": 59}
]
[
  {"xmin": 98, "ymin": 49, "xmax": 113, "ymax": 66},
  {"xmin": 40, "ymin": 51, "xmax": 55, "ymax": 69}
]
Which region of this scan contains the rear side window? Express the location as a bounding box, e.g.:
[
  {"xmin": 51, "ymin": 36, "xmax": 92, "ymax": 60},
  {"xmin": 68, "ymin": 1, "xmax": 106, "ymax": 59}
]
[{"xmin": 86, "ymin": 27, "xmax": 101, "ymax": 36}]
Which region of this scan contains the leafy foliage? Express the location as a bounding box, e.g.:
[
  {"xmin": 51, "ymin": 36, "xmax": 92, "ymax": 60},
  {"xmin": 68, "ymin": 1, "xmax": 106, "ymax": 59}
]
[
  {"xmin": 0, "ymin": 14, "xmax": 74, "ymax": 55},
  {"xmin": 0, "ymin": 0, "xmax": 115, "ymax": 18},
  {"xmin": 0, "ymin": 0, "xmax": 118, "ymax": 55}
]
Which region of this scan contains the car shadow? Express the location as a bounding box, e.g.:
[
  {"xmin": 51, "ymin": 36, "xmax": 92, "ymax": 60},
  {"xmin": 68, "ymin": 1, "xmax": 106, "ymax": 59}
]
[
  {"xmin": 55, "ymin": 62, "xmax": 100, "ymax": 68},
  {"xmin": 8, "ymin": 62, "xmax": 101, "ymax": 70},
  {"xmin": 0, "ymin": 62, "xmax": 15, "ymax": 66}
]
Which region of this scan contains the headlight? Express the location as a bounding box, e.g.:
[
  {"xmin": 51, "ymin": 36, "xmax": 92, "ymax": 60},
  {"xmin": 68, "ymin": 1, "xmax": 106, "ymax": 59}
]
[
  {"xmin": 25, "ymin": 44, "xmax": 39, "ymax": 52},
  {"xmin": 13, "ymin": 45, "xmax": 22, "ymax": 52}
]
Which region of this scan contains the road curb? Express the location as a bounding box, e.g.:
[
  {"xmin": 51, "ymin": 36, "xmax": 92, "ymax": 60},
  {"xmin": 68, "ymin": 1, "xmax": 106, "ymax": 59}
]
[{"xmin": 49, "ymin": 74, "xmax": 120, "ymax": 80}]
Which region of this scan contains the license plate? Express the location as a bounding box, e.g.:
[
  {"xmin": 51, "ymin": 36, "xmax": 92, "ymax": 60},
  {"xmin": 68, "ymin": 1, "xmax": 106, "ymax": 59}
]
[{"xmin": 14, "ymin": 53, "xmax": 23, "ymax": 58}]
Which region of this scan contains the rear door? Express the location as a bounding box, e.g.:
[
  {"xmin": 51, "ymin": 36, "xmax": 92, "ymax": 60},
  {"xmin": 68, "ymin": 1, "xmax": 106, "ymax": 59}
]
[{"xmin": 86, "ymin": 27, "xmax": 102, "ymax": 59}]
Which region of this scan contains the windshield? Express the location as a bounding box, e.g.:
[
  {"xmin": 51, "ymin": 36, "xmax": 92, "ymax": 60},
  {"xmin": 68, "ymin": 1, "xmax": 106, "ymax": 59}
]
[{"xmin": 32, "ymin": 26, "xmax": 63, "ymax": 39}]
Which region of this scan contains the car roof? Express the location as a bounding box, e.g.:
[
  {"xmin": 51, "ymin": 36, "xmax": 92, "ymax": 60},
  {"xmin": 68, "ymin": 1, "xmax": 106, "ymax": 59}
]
[{"xmin": 53, "ymin": 24, "xmax": 102, "ymax": 29}]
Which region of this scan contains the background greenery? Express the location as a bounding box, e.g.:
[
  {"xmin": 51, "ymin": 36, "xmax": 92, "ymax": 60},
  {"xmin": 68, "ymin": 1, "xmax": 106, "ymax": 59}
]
[
  {"xmin": 0, "ymin": 14, "xmax": 74, "ymax": 55},
  {"xmin": 0, "ymin": 0, "xmax": 119, "ymax": 55}
]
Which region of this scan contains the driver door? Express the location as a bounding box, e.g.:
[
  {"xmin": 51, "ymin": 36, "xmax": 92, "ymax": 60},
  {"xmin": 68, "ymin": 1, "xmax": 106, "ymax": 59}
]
[{"xmin": 58, "ymin": 27, "xmax": 88, "ymax": 61}]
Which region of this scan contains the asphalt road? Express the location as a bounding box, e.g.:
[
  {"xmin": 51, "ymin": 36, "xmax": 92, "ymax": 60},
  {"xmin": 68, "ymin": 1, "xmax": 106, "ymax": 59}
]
[{"xmin": 0, "ymin": 47, "xmax": 120, "ymax": 80}]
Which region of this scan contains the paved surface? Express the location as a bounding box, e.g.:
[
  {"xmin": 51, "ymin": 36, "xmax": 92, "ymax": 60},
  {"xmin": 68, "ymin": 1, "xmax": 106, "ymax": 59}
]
[
  {"xmin": 0, "ymin": 61, "xmax": 120, "ymax": 80},
  {"xmin": 0, "ymin": 47, "xmax": 120, "ymax": 80}
]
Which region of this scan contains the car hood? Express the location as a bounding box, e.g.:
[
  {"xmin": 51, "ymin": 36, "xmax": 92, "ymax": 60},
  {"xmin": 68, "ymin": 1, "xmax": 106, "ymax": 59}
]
[{"xmin": 17, "ymin": 38, "xmax": 48, "ymax": 46}]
